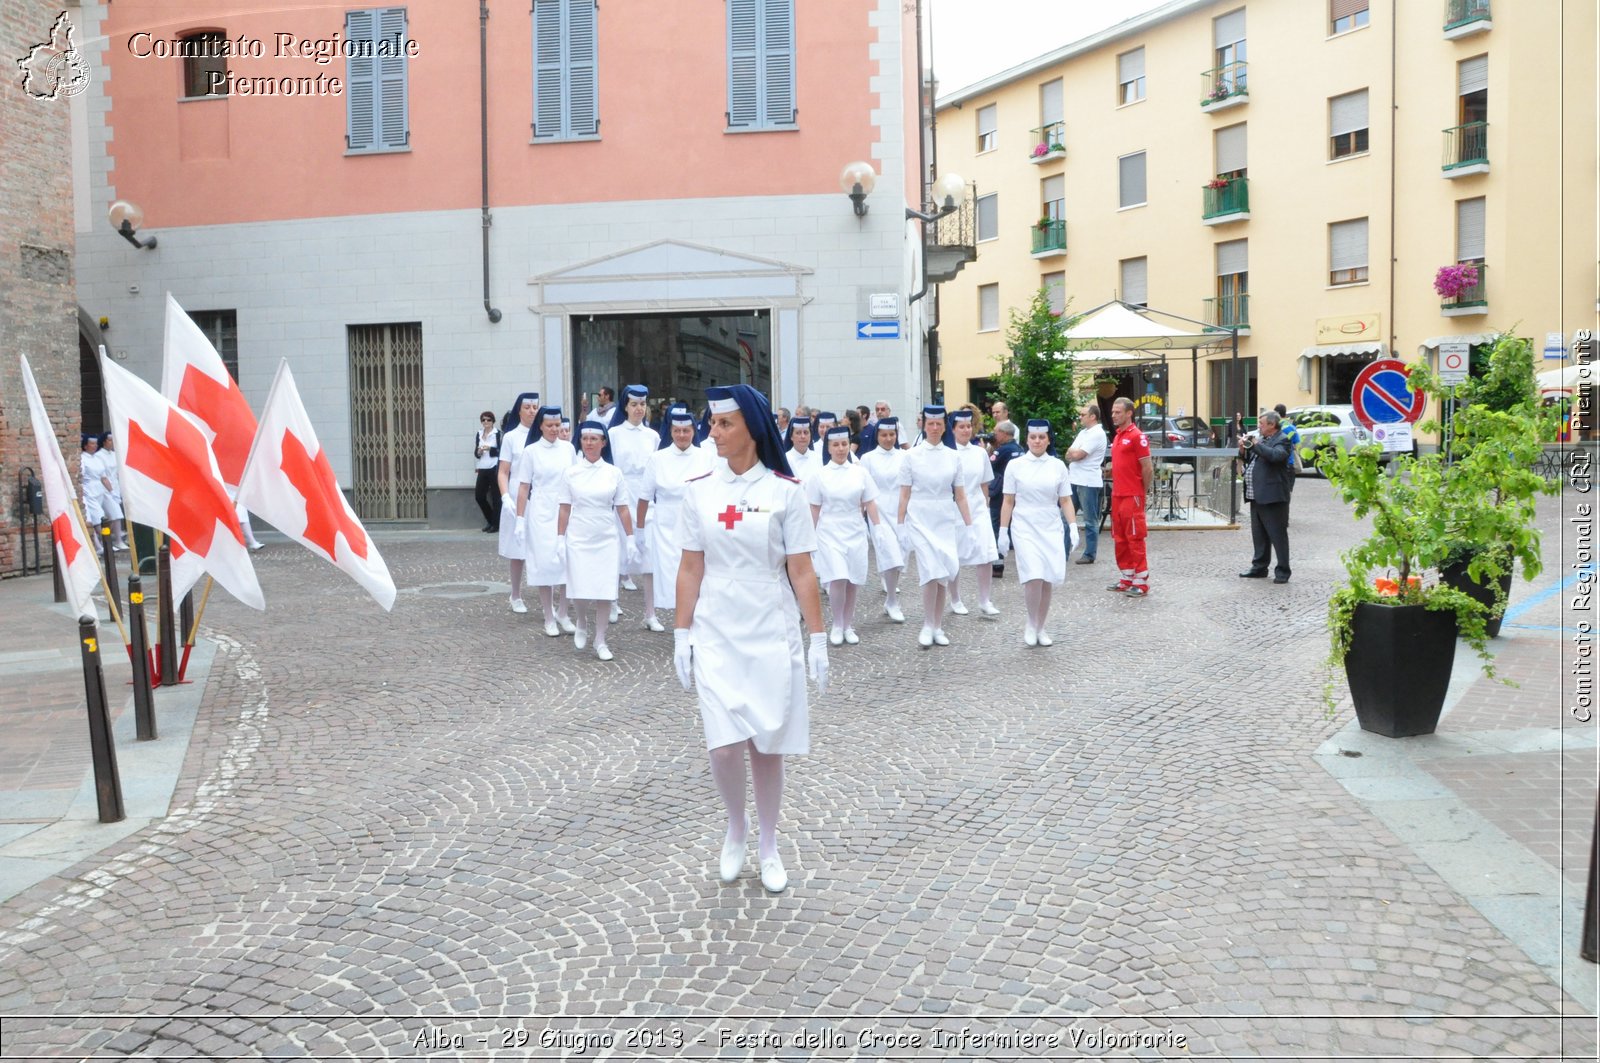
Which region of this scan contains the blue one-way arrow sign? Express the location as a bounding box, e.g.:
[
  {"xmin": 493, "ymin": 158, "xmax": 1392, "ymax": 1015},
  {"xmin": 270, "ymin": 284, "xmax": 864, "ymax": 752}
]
[{"xmin": 857, "ymin": 320, "xmax": 900, "ymax": 339}]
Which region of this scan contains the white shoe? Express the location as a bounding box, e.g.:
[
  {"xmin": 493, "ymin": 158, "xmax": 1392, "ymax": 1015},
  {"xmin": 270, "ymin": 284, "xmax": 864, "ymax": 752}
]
[
  {"xmin": 979, "ymin": 601, "xmax": 1000, "ymax": 617},
  {"xmin": 558, "ymin": 616, "xmax": 575, "ymax": 634},
  {"xmin": 885, "ymin": 602, "xmax": 905, "ymax": 623},
  {"xmin": 829, "ymin": 627, "xmax": 844, "ymax": 647},
  {"xmin": 621, "ymin": 577, "xmax": 638, "ymax": 591},
  {"xmin": 760, "ymin": 854, "xmax": 788, "ymax": 893},
  {"xmin": 932, "ymin": 629, "xmax": 950, "ymax": 647},
  {"xmin": 1036, "ymin": 630, "xmax": 1053, "ymax": 647},
  {"xmin": 543, "ymin": 620, "xmax": 560, "ymax": 637},
  {"xmin": 247, "ymin": 541, "xmax": 265, "ymax": 552},
  {"xmin": 595, "ymin": 643, "xmax": 613, "ymax": 661},
  {"xmin": 641, "ymin": 614, "xmax": 665, "ymax": 632},
  {"xmin": 917, "ymin": 627, "xmax": 934, "ymax": 649},
  {"xmin": 719, "ymin": 816, "xmax": 748, "ymax": 883},
  {"xmin": 1024, "ymin": 625, "xmax": 1038, "ymax": 647},
  {"xmin": 573, "ymin": 627, "xmax": 587, "ymax": 650},
  {"xmin": 609, "ymin": 603, "xmax": 621, "ymax": 623},
  {"xmin": 112, "ymin": 541, "xmax": 128, "ymax": 552},
  {"xmin": 843, "ymin": 628, "xmax": 859, "ymax": 645},
  {"xmin": 511, "ymin": 597, "xmax": 528, "ymax": 614},
  {"xmin": 949, "ymin": 601, "xmax": 969, "ymax": 616}
]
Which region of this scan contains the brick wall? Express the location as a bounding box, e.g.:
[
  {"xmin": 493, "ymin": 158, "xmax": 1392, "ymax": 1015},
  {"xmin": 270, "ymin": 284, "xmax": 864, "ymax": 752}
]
[{"xmin": 1, "ymin": 1, "xmax": 81, "ymax": 577}]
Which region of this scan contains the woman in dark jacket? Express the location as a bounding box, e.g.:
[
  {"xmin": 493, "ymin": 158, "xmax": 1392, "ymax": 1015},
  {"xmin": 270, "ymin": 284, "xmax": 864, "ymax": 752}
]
[{"xmin": 473, "ymin": 410, "xmax": 501, "ymax": 531}]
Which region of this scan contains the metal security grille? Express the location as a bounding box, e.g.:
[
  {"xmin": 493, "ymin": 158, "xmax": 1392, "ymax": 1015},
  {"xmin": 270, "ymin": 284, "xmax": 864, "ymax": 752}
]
[{"xmin": 348, "ymin": 322, "xmax": 426, "ymax": 520}]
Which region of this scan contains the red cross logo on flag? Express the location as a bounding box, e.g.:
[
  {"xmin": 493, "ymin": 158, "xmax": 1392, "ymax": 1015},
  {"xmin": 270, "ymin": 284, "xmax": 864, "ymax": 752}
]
[
  {"xmin": 21, "ymin": 356, "xmax": 102, "ymax": 621},
  {"xmin": 161, "ymin": 293, "xmax": 258, "ymax": 487}
]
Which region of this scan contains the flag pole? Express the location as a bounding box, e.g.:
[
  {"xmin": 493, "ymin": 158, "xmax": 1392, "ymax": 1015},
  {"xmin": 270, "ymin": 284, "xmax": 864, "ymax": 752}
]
[
  {"xmin": 185, "ymin": 575, "xmax": 213, "ymax": 646},
  {"xmin": 72, "ymin": 498, "xmax": 128, "ymax": 647}
]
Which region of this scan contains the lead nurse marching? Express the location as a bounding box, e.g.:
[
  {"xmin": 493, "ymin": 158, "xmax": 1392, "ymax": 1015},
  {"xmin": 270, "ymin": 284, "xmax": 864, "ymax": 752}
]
[
  {"xmin": 894, "ymin": 405, "xmax": 978, "ymax": 649},
  {"xmin": 673, "ymin": 385, "xmax": 829, "ymax": 894},
  {"xmin": 997, "ymin": 419, "xmax": 1080, "ymax": 647},
  {"xmin": 606, "ymin": 384, "xmax": 662, "ymax": 624}
]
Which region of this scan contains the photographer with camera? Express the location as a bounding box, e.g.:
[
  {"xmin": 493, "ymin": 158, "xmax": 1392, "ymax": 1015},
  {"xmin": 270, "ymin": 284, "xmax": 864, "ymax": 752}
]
[{"xmin": 1238, "ymin": 410, "xmax": 1293, "ymax": 584}]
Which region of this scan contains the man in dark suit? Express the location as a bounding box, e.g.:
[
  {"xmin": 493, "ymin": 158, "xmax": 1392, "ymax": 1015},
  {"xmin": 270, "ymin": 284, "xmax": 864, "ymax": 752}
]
[
  {"xmin": 988, "ymin": 419, "xmax": 1024, "ymax": 577},
  {"xmin": 1239, "ymin": 409, "xmax": 1292, "ymax": 583}
]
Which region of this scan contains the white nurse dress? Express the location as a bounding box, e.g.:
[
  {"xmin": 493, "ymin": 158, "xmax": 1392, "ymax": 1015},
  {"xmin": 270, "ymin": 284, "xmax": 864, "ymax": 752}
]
[
  {"xmin": 804, "ymin": 460, "xmax": 877, "ymax": 585},
  {"xmin": 495, "ymin": 424, "xmax": 532, "ymax": 560},
  {"xmin": 560, "ymin": 457, "xmax": 630, "ymax": 601},
  {"xmin": 1004, "ymin": 452, "xmax": 1071, "ymax": 586},
  {"xmin": 608, "ymin": 420, "xmax": 658, "ymax": 574},
  {"xmin": 516, "ymin": 435, "xmax": 576, "ymax": 586},
  {"xmin": 639, "ymin": 442, "xmax": 715, "ymax": 610},
  {"xmin": 897, "ymin": 441, "xmax": 963, "ymax": 585}
]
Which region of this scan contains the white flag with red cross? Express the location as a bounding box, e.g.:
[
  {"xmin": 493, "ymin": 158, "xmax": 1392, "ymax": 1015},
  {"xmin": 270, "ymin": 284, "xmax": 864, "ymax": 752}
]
[
  {"xmin": 236, "ymin": 361, "xmax": 396, "ymax": 611},
  {"xmin": 20, "ymin": 356, "xmax": 102, "ymax": 620},
  {"xmin": 98, "ymin": 353, "xmax": 265, "ymax": 610}
]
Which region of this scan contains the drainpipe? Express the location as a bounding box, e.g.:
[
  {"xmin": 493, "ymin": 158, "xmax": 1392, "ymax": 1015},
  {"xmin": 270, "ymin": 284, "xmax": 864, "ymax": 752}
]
[
  {"xmin": 1387, "ymin": 0, "xmax": 1396, "ymax": 367},
  {"xmin": 480, "ymin": 0, "xmax": 502, "ymax": 323}
]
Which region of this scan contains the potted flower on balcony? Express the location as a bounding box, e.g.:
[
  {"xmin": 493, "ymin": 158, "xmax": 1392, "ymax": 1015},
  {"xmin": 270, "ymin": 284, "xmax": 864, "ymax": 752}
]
[
  {"xmin": 1035, "ymin": 215, "xmax": 1054, "ymax": 232},
  {"xmin": 1031, "ymin": 143, "xmax": 1049, "ymax": 159},
  {"xmin": 1207, "ymin": 82, "xmax": 1232, "ymax": 103},
  {"xmin": 1433, "ymin": 263, "xmax": 1480, "ymax": 301},
  {"xmin": 1205, "ymin": 178, "xmax": 1231, "ymax": 191}
]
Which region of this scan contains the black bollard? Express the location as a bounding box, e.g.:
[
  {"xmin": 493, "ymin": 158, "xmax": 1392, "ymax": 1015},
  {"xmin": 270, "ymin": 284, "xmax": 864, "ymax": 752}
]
[
  {"xmin": 127, "ymin": 574, "xmax": 157, "ymax": 741},
  {"xmin": 180, "ymin": 590, "xmax": 195, "ymax": 649},
  {"xmin": 157, "ymin": 543, "xmax": 178, "ymax": 687},
  {"xmin": 1583, "ymin": 795, "xmax": 1598, "ymax": 964},
  {"xmin": 51, "ymin": 531, "xmax": 67, "ymax": 603},
  {"xmin": 100, "ymin": 525, "xmax": 121, "ymax": 620},
  {"xmin": 77, "ymin": 618, "xmax": 126, "ymax": 823}
]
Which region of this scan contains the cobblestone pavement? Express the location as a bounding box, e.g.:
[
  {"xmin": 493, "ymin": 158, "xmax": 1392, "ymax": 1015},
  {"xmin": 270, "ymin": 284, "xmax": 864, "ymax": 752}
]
[{"xmin": 0, "ymin": 477, "xmax": 1595, "ymax": 1060}]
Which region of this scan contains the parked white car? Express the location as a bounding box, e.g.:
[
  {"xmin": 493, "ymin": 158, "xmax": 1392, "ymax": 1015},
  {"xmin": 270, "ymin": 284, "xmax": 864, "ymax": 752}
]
[{"xmin": 1282, "ymin": 405, "xmax": 1383, "ymax": 476}]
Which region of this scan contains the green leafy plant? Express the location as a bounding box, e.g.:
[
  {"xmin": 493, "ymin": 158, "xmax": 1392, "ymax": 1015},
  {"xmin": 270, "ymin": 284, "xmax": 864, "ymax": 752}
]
[{"xmin": 990, "ymin": 288, "xmax": 1082, "ymax": 433}]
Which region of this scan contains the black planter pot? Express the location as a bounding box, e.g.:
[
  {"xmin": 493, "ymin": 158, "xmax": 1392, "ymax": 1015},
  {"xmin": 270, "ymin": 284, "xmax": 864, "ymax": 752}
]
[
  {"xmin": 1441, "ymin": 556, "xmax": 1512, "ymax": 639},
  {"xmin": 1344, "ymin": 601, "xmax": 1458, "ymax": 738}
]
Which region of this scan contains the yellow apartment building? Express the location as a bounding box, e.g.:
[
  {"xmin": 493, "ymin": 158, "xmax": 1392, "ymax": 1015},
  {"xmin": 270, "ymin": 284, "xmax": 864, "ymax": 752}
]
[{"xmin": 931, "ymin": 0, "xmax": 1597, "ymax": 430}]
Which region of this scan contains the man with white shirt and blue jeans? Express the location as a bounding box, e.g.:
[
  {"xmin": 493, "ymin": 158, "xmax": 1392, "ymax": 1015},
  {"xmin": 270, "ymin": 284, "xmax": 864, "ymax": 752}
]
[{"xmin": 1064, "ymin": 403, "xmax": 1107, "ymax": 564}]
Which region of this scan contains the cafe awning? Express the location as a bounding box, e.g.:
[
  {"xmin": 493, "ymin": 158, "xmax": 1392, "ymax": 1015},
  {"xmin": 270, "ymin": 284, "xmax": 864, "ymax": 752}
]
[{"xmin": 1296, "ymin": 341, "xmax": 1386, "ymax": 391}]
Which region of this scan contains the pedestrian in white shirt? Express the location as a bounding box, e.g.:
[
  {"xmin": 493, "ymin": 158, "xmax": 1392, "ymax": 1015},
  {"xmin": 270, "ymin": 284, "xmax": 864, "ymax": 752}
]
[{"xmin": 1063, "ymin": 403, "xmax": 1108, "ymax": 564}]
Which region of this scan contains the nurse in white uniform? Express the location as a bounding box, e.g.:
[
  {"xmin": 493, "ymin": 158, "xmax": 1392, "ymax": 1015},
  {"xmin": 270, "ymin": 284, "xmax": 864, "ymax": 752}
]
[
  {"xmin": 859, "ymin": 418, "xmax": 907, "ymax": 622},
  {"xmin": 947, "ymin": 409, "xmax": 1001, "ymax": 618},
  {"xmin": 636, "ymin": 410, "xmax": 715, "ymax": 624},
  {"xmin": 606, "ymin": 384, "xmax": 662, "ymax": 623},
  {"xmin": 496, "ymin": 392, "xmax": 539, "ymax": 612},
  {"xmin": 895, "ymin": 406, "xmax": 977, "ymax": 649},
  {"xmin": 674, "ymin": 385, "xmax": 828, "ymax": 894},
  {"xmin": 558, "ymin": 421, "xmax": 639, "ymax": 661},
  {"xmin": 513, "ymin": 406, "xmax": 577, "ymax": 636},
  {"xmin": 806, "ymin": 426, "xmax": 888, "ymax": 646},
  {"xmin": 783, "ymin": 417, "xmax": 822, "ymax": 481},
  {"xmin": 997, "ymin": 419, "xmax": 1080, "ymax": 647},
  {"xmin": 94, "ymin": 432, "xmax": 130, "ymax": 551}
]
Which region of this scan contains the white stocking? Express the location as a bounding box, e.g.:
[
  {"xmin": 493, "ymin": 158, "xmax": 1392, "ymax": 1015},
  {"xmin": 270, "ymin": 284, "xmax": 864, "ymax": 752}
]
[
  {"xmin": 921, "ymin": 582, "xmax": 941, "ymax": 632},
  {"xmin": 509, "ymin": 560, "xmax": 525, "ymax": 600},
  {"xmin": 841, "ymin": 583, "xmax": 859, "ymax": 631},
  {"xmin": 538, "ymin": 585, "xmax": 555, "ymax": 624},
  {"xmin": 639, "ymin": 573, "xmax": 654, "ymax": 614},
  {"xmin": 947, "ymin": 571, "xmax": 962, "ymax": 607},
  {"xmin": 592, "ymin": 600, "xmax": 609, "ymax": 646},
  {"xmin": 1037, "ymin": 582, "xmax": 1054, "ymax": 632},
  {"xmin": 828, "ymin": 580, "xmax": 849, "ymax": 631},
  {"xmin": 977, "ymin": 565, "xmax": 993, "ymax": 607},
  {"xmin": 747, "ymin": 742, "xmax": 785, "ymax": 862},
  {"xmin": 883, "ymin": 567, "xmax": 901, "ymax": 608},
  {"xmin": 708, "ymin": 743, "xmax": 747, "ymax": 841}
]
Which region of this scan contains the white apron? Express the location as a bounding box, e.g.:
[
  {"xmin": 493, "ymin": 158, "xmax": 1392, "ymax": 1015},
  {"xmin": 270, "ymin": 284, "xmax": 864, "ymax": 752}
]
[
  {"xmin": 496, "ymin": 424, "xmax": 532, "ymax": 560},
  {"xmin": 561, "ymin": 458, "xmax": 629, "ymax": 600},
  {"xmin": 860, "ymin": 447, "xmax": 906, "ymax": 572},
  {"xmin": 786, "ymin": 446, "xmax": 822, "ymax": 482},
  {"xmin": 805, "ymin": 460, "xmax": 877, "ymax": 585},
  {"xmin": 897, "ymin": 442, "xmax": 962, "ymax": 585},
  {"xmin": 97, "ymin": 449, "xmax": 125, "ymax": 521},
  {"xmin": 955, "ymin": 442, "xmax": 999, "ymax": 565},
  {"xmin": 517, "ymin": 436, "xmax": 576, "ymax": 586},
  {"xmin": 1005, "ymin": 453, "xmax": 1070, "ymax": 586},
  {"xmin": 609, "ymin": 420, "xmax": 658, "ymax": 575},
  {"xmin": 80, "ymin": 449, "xmax": 109, "ymax": 524},
  {"xmin": 642, "ymin": 443, "xmax": 715, "ymax": 610},
  {"xmin": 681, "ymin": 462, "xmax": 817, "ymax": 755}
]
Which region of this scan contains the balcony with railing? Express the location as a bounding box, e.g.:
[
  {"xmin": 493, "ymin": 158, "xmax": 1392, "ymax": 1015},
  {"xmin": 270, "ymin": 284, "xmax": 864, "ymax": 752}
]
[
  {"xmin": 1442, "ymin": 122, "xmax": 1489, "ymax": 176},
  {"xmin": 1030, "ymin": 218, "xmax": 1066, "ymax": 258},
  {"xmin": 1204, "ymin": 293, "xmax": 1250, "ymax": 332},
  {"xmin": 1202, "ymin": 177, "xmax": 1250, "ymax": 224},
  {"xmin": 1444, "ymin": 0, "xmax": 1491, "ymax": 38},
  {"xmin": 1440, "ymin": 262, "xmax": 1488, "ymax": 316},
  {"xmin": 925, "ymin": 188, "xmax": 977, "ymax": 284},
  {"xmin": 1200, "ymin": 61, "xmax": 1248, "ymax": 112},
  {"xmin": 1028, "ymin": 122, "xmax": 1067, "ymax": 164}
]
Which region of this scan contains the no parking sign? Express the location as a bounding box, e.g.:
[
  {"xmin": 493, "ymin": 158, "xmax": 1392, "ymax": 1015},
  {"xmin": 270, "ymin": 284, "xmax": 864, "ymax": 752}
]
[{"xmin": 1350, "ymin": 359, "xmax": 1425, "ymax": 430}]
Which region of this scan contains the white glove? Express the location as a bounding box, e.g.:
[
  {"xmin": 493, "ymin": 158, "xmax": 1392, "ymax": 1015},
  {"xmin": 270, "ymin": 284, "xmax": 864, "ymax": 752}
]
[
  {"xmin": 963, "ymin": 521, "xmax": 980, "ymax": 552},
  {"xmin": 514, "ymin": 515, "xmax": 526, "ymax": 536},
  {"xmin": 807, "ymin": 632, "xmax": 830, "ymax": 697},
  {"xmin": 673, "ymin": 629, "xmax": 694, "ymax": 691},
  {"xmin": 625, "ymin": 535, "xmax": 642, "ymax": 568},
  {"xmin": 1069, "ymin": 522, "xmax": 1082, "ymax": 550},
  {"xmin": 555, "ymin": 535, "xmax": 568, "ymax": 566},
  {"xmin": 996, "ymin": 527, "xmax": 1011, "ymax": 558},
  {"xmin": 501, "ymin": 492, "xmax": 515, "ymax": 511},
  {"xmin": 895, "ymin": 521, "xmax": 911, "ymax": 552}
]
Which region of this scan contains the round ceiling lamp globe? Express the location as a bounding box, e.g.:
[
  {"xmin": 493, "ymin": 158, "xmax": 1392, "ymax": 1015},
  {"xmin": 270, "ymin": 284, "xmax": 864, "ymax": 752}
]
[
  {"xmin": 838, "ymin": 161, "xmax": 877, "ymax": 196},
  {"xmin": 932, "ymin": 172, "xmax": 965, "ymax": 207}
]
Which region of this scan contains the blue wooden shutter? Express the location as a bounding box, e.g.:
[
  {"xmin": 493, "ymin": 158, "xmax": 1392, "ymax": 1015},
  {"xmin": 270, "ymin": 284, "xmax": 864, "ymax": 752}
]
[
  {"xmin": 532, "ymin": 0, "xmax": 563, "ymax": 138},
  {"xmin": 375, "ymin": 8, "xmax": 409, "ymax": 148},
  {"xmin": 567, "ymin": 0, "xmax": 598, "ymax": 136},
  {"xmin": 761, "ymin": 0, "xmax": 795, "ymax": 125},
  {"xmin": 345, "ymin": 9, "xmax": 376, "ymax": 150},
  {"xmin": 727, "ymin": 0, "xmax": 759, "ymax": 127}
]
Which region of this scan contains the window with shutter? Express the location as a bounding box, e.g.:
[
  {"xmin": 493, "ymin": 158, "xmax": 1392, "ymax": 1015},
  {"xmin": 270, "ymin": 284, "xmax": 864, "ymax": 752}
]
[
  {"xmin": 1457, "ymin": 55, "xmax": 1488, "ymax": 95},
  {"xmin": 1117, "ymin": 48, "xmax": 1145, "ymax": 105},
  {"xmin": 1216, "ymin": 239, "xmax": 1248, "ymax": 277},
  {"xmin": 976, "ymin": 103, "xmax": 997, "ymax": 152},
  {"xmin": 1120, "ymin": 257, "xmax": 1148, "ymax": 307},
  {"xmin": 1329, "ymin": 218, "xmax": 1368, "ymax": 284},
  {"xmin": 1331, "ymin": 0, "xmax": 1369, "ymax": 34},
  {"xmin": 1213, "ymin": 9, "xmax": 1245, "ymax": 48},
  {"xmin": 181, "ymin": 32, "xmax": 228, "ymax": 98},
  {"xmin": 977, "ymin": 193, "xmax": 998, "ymax": 242},
  {"xmin": 1043, "ymin": 272, "xmax": 1066, "ymax": 315},
  {"xmin": 533, "ymin": 0, "xmax": 599, "ymax": 140},
  {"xmin": 1118, "ymin": 151, "xmax": 1146, "ymax": 208},
  {"xmin": 1040, "ymin": 79, "xmax": 1063, "ymax": 126},
  {"xmin": 1456, "ymin": 198, "xmax": 1486, "ymax": 261},
  {"xmin": 1329, "ymin": 89, "xmax": 1369, "ymax": 157},
  {"xmin": 1041, "ymin": 174, "xmax": 1064, "ymax": 221},
  {"xmin": 726, "ymin": 0, "xmax": 796, "ymax": 130},
  {"xmin": 346, "ymin": 8, "xmax": 408, "ymax": 153},
  {"xmin": 978, "ymin": 284, "xmax": 1000, "ymax": 332},
  {"xmin": 1214, "ymin": 123, "xmax": 1246, "ymax": 177}
]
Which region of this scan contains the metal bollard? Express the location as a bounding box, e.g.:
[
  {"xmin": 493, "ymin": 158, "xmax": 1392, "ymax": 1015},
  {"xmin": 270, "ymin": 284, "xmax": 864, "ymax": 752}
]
[
  {"xmin": 100, "ymin": 525, "xmax": 121, "ymax": 620},
  {"xmin": 127, "ymin": 574, "xmax": 157, "ymax": 741},
  {"xmin": 1583, "ymin": 795, "xmax": 1598, "ymax": 964},
  {"xmin": 157, "ymin": 543, "xmax": 178, "ymax": 687},
  {"xmin": 77, "ymin": 618, "xmax": 126, "ymax": 823}
]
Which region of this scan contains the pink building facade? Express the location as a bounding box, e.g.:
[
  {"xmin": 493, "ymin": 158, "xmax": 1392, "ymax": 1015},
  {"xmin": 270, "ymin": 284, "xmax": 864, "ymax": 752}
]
[{"xmin": 73, "ymin": 0, "xmax": 933, "ymax": 524}]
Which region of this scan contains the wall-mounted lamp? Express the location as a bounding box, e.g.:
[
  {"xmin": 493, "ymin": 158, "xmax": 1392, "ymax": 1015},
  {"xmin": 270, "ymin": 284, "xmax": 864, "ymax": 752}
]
[
  {"xmin": 108, "ymin": 200, "xmax": 157, "ymax": 250},
  {"xmin": 906, "ymin": 172, "xmax": 967, "ymax": 223},
  {"xmin": 839, "ymin": 161, "xmax": 877, "ymax": 217}
]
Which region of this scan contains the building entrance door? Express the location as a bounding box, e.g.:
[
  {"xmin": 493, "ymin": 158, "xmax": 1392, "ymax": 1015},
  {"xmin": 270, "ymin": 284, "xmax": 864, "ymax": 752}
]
[
  {"xmin": 348, "ymin": 322, "xmax": 426, "ymax": 520},
  {"xmin": 571, "ymin": 311, "xmax": 772, "ymax": 420}
]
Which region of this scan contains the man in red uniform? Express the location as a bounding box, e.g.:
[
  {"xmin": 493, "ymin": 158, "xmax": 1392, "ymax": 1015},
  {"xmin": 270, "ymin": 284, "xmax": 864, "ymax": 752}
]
[{"xmin": 1107, "ymin": 397, "xmax": 1154, "ymax": 597}]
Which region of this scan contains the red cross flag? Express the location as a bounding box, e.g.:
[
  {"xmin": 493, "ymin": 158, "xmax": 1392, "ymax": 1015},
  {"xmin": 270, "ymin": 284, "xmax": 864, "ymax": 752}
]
[
  {"xmin": 99, "ymin": 353, "xmax": 265, "ymax": 610},
  {"xmin": 20, "ymin": 356, "xmax": 102, "ymax": 620},
  {"xmin": 160, "ymin": 293, "xmax": 257, "ymax": 487},
  {"xmin": 236, "ymin": 361, "xmax": 396, "ymax": 611}
]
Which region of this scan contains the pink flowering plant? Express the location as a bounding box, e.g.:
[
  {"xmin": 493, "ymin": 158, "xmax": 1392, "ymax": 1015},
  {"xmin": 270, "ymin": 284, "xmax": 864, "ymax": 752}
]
[
  {"xmin": 1031, "ymin": 143, "xmax": 1049, "ymax": 158},
  {"xmin": 1433, "ymin": 263, "xmax": 1480, "ymax": 300}
]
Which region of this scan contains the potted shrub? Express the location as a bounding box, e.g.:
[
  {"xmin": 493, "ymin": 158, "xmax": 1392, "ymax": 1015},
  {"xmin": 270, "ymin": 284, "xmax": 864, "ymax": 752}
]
[
  {"xmin": 1035, "ymin": 215, "xmax": 1054, "ymax": 232},
  {"xmin": 1322, "ymin": 424, "xmax": 1497, "ymax": 737}
]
